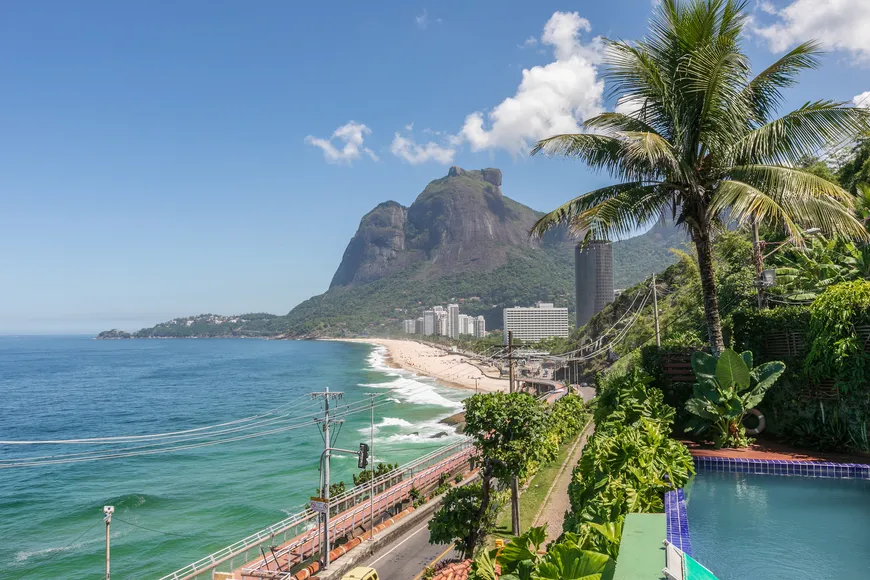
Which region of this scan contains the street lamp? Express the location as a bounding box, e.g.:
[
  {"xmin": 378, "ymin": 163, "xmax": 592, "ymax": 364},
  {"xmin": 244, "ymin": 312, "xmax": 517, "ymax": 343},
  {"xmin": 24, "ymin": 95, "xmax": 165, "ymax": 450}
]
[{"xmin": 752, "ymin": 224, "xmax": 821, "ymax": 308}]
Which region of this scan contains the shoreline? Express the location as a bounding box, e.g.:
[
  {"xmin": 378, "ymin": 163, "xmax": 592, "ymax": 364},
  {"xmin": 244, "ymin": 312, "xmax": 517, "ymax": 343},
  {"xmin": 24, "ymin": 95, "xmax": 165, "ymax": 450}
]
[{"xmin": 325, "ymin": 338, "xmax": 509, "ymax": 394}]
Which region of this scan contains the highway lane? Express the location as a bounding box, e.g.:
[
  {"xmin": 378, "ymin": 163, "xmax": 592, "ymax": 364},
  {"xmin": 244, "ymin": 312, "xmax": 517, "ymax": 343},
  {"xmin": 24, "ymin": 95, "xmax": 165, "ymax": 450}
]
[{"xmin": 363, "ymin": 519, "xmax": 457, "ymax": 580}]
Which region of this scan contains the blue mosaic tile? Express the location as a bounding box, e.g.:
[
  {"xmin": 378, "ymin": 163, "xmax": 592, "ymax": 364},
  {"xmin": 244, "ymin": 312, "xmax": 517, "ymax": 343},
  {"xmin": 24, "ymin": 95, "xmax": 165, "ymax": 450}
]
[
  {"xmin": 664, "ymin": 488, "xmax": 692, "ymax": 556},
  {"xmin": 691, "ymin": 456, "xmax": 870, "ymax": 479}
]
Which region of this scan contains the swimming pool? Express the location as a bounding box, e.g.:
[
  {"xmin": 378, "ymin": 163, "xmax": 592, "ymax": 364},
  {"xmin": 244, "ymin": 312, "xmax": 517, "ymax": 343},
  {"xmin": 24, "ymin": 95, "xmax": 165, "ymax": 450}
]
[{"xmin": 685, "ymin": 470, "xmax": 870, "ymax": 580}]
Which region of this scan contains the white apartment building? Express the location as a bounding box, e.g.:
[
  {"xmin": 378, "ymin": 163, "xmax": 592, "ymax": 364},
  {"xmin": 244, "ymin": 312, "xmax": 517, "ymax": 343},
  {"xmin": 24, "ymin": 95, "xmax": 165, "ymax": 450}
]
[
  {"xmin": 402, "ymin": 319, "xmax": 415, "ymax": 334},
  {"xmin": 465, "ymin": 317, "xmax": 475, "ymax": 335},
  {"xmin": 502, "ymin": 302, "xmax": 569, "ymax": 344},
  {"xmin": 423, "ymin": 310, "xmax": 437, "ymax": 336},
  {"xmin": 414, "ymin": 317, "xmax": 424, "ymax": 334},
  {"xmin": 458, "ymin": 314, "xmax": 470, "ymax": 336},
  {"xmin": 437, "ymin": 314, "xmax": 449, "ymax": 337},
  {"xmin": 447, "ymin": 304, "xmax": 460, "ymax": 338},
  {"xmin": 475, "ymin": 315, "xmax": 486, "ymax": 338}
]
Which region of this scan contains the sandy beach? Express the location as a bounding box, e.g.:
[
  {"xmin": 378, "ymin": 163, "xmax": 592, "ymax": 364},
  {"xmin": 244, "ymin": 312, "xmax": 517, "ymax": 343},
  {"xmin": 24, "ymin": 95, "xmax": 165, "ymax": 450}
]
[{"xmin": 331, "ymin": 338, "xmax": 509, "ymax": 393}]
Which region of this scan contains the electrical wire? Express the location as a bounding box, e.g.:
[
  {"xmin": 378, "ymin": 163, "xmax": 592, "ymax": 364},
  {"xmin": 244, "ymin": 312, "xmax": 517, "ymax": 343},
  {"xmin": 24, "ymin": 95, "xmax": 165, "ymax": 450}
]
[
  {"xmin": 0, "ymin": 387, "xmax": 435, "ymax": 468},
  {"xmin": 0, "ymin": 397, "xmax": 322, "ymax": 445},
  {"xmin": 9, "ymin": 520, "xmax": 102, "ymax": 580}
]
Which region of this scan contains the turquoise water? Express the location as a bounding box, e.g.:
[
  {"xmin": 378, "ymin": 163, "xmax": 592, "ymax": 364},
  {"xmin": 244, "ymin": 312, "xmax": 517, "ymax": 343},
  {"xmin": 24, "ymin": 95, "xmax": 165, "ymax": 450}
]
[
  {"xmin": 0, "ymin": 336, "xmax": 467, "ymax": 579},
  {"xmin": 687, "ymin": 471, "xmax": 870, "ymax": 580}
]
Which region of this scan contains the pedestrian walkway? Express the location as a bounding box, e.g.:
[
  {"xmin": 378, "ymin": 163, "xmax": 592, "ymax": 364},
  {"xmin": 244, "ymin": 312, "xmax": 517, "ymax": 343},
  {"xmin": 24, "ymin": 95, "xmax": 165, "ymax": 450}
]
[{"xmin": 532, "ymin": 423, "xmax": 594, "ymax": 542}]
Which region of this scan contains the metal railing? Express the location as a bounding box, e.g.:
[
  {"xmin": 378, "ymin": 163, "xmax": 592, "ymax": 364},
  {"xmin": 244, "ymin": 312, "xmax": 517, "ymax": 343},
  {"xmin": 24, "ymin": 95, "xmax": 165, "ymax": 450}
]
[
  {"xmin": 243, "ymin": 445, "xmax": 475, "ymax": 578},
  {"xmin": 157, "ymin": 439, "xmax": 473, "ymax": 580}
]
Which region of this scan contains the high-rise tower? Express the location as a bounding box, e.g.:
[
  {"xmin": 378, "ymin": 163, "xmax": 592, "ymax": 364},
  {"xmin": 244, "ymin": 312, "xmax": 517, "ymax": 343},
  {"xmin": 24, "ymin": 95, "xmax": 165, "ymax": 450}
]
[{"xmin": 575, "ymin": 240, "xmax": 614, "ymax": 328}]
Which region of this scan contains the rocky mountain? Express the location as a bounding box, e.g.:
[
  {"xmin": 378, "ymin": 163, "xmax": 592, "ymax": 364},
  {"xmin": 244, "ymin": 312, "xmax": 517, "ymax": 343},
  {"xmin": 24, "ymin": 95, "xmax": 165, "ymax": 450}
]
[
  {"xmin": 330, "ymin": 167, "xmax": 569, "ymax": 288},
  {"xmin": 102, "ymin": 167, "xmax": 687, "ymax": 339}
]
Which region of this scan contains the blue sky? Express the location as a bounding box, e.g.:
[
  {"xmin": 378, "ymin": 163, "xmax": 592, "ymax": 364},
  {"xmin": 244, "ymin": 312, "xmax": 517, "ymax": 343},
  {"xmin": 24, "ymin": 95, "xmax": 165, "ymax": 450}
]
[{"xmin": 2, "ymin": 0, "xmax": 868, "ymax": 333}]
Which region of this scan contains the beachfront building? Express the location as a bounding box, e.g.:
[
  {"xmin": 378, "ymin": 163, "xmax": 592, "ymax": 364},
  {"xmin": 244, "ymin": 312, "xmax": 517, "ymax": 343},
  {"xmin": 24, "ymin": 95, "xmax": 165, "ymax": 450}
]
[
  {"xmin": 475, "ymin": 315, "xmax": 486, "ymax": 338},
  {"xmin": 447, "ymin": 304, "xmax": 460, "ymax": 338},
  {"xmin": 402, "ymin": 319, "xmax": 415, "ymax": 334},
  {"xmin": 502, "ymin": 302, "xmax": 569, "ymax": 344},
  {"xmin": 414, "ymin": 317, "xmax": 424, "ymax": 334},
  {"xmin": 437, "ymin": 312, "xmax": 448, "ymax": 336},
  {"xmin": 423, "ymin": 310, "xmax": 437, "ymax": 336},
  {"xmin": 457, "ymin": 314, "xmax": 470, "ymax": 336}
]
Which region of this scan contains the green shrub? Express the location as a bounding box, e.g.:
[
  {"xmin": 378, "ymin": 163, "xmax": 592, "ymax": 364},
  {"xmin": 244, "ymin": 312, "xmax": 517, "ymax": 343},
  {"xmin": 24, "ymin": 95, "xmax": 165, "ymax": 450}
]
[{"xmin": 805, "ymin": 280, "xmax": 870, "ymax": 393}]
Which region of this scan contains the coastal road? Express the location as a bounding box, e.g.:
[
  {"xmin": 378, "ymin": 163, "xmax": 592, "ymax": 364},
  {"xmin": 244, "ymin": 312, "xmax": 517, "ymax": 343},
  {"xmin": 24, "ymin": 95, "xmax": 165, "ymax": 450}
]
[{"xmin": 363, "ymin": 519, "xmax": 457, "ymax": 580}]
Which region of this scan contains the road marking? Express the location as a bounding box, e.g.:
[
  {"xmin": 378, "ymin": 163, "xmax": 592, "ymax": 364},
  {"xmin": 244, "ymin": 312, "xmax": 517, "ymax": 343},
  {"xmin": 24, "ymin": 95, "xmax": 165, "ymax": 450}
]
[
  {"xmin": 411, "ymin": 544, "xmax": 455, "ymax": 580},
  {"xmin": 367, "ymin": 521, "xmax": 430, "ymax": 568}
]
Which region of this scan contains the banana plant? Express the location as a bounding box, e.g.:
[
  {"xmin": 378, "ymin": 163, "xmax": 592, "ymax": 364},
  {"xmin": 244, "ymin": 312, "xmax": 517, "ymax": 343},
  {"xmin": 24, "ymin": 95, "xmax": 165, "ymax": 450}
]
[{"xmin": 685, "ymin": 349, "xmax": 785, "ymax": 448}]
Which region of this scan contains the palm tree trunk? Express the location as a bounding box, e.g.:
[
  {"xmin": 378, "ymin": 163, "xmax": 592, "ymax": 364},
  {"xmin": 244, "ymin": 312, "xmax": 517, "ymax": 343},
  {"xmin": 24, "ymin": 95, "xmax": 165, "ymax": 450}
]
[{"xmin": 692, "ymin": 224, "xmax": 726, "ymax": 355}]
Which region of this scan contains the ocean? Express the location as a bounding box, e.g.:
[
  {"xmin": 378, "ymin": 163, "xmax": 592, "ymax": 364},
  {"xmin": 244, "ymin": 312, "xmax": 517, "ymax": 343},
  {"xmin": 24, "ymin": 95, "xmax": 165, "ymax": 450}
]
[{"xmin": 0, "ymin": 336, "xmax": 467, "ymax": 579}]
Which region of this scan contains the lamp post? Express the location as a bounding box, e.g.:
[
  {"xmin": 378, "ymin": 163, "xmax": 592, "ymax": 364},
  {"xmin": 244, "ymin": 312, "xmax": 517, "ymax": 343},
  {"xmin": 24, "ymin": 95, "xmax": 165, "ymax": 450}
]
[{"xmin": 752, "ymin": 226, "xmax": 821, "ymax": 309}]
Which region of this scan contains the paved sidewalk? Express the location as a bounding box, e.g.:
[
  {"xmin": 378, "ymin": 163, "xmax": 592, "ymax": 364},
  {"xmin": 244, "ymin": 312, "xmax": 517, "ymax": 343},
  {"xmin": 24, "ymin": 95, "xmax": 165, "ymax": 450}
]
[{"xmin": 532, "ymin": 423, "xmax": 594, "ymax": 542}]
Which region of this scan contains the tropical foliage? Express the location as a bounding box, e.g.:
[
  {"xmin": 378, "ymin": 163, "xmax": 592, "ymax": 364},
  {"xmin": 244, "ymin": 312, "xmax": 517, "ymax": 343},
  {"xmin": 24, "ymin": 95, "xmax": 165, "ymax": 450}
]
[
  {"xmin": 429, "ymin": 393, "xmax": 589, "ymax": 555},
  {"xmin": 530, "ymin": 0, "xmax": 869, "ymax": 355},
  {"xmin": 684, "ymin": 349, "xmax": 785, "ymax": 448},
  {"xmin": 770, "ymin": 235, "xmax": 870, "ymax": 301},
  {"xmin": 469, "ymin": 526, "xmax": 616, "ymax": 580},
  {"xmin": 564, "ymin": 370, "xmax": 693, "ymax": 555},
  {"xmin": 428, "ymin": 483, "xmax": 502, "ymax": 559},
  {"xmin": 805, "ymin": 280, "xmax": 870, "ymax": 392}
]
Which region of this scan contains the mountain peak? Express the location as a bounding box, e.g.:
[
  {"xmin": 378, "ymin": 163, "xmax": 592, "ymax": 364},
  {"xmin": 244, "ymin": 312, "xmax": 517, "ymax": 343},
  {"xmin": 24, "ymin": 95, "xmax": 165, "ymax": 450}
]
[
  {"xmin": 447, "ymin": 166, "xmax": 502, "ymax": 187},
  {"xmin": 329, "ymin": 168, "xmax": 546, "ymax": 289}
]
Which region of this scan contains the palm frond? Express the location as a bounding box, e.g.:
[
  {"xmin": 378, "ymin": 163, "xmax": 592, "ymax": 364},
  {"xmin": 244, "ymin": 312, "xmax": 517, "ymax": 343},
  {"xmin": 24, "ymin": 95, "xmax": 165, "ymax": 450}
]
[
  {"xmin": 576, "ymin": 184, "xmax": 674, "ymax": 240},
  {"xmin": 724, "ymin": 166, "xmax": 869, "ymax": 241},
  {"xmin": 728, "ymin": 101, "xmax": 870, "ymax": 165},
  {"xmin": 742, "ymin": 41, "xmax": 823, "ymax": 122},
  {"xmin": 531, "ymin": 133, "xmax": 662, "ymax": 182},
  {"xmin": 529, "ymin": 182, "xmax": 668, "ymax": 240}
]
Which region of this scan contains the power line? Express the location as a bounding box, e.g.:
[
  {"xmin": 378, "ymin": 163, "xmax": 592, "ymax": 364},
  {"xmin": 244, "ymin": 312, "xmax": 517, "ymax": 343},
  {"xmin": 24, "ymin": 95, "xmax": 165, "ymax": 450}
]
[
  {"xmin": 9, "ymin": 520, "xmax": 102, "ymax": 580},
  {"xmin": 0, "ymin": 389, "xmax": 430, "ymax": 468}
]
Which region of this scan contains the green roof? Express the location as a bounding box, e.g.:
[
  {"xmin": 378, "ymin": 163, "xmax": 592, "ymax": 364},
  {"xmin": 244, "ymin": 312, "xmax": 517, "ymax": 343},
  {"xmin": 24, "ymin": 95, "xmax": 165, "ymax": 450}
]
[{"xmin": 613, "ymin": 513, "xmax": 667, "ymax": 580}]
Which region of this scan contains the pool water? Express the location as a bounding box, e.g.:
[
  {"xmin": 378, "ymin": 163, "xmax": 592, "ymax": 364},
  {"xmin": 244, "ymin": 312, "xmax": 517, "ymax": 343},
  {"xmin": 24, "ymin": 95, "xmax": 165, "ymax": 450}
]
[{"xmin": 686, "ymin": 471, "xmax": 870, "ymax": 580}]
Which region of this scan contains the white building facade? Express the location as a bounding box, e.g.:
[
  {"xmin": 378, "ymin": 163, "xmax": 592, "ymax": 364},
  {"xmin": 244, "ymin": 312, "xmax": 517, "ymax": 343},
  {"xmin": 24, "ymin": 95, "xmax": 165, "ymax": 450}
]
[
  {"xmin": 402, "ymin": 319, "xmax": 416, "ymax": 334},
  {"xmin": 502, "ymin": 302, "xmax": 569, "ymax": 344},
  {"xmin": 474, "ymin": 315, "xmax": 486, "ymax": 338},
  {"xmin": 447, "ymin": 304, "xmax": 460, "ymax": 338},
  {"xmin": 423, "ymin": 310, "xmax": 437, "ymax": 336}
]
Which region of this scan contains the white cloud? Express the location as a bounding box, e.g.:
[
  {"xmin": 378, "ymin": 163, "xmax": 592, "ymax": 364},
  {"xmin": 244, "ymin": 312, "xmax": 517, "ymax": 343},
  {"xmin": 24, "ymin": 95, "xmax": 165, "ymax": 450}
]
[
  {"xmin": 614, "ymin": 96, "xmax": 644, "ymax": 117},
  {"xmin": 854, "ymin": 91, "xmax": 870, "ymax": 108},
  {"xmin": 455, "ymin": 11, "xmax": 605, "ymax": 155},
  {"xmin": 518, "ymin": 36, "xmax": 538, "ymax": 49},
  {"xmin": 753, "ymin": 0, "xmax": 870, "ymax": 61},
  {"xmin": 390, "ymin": 133, "xmax": 456, "ymax": 165},
  {"xmin": 416, "ymin": 9, "xmax": 428, "ymax": 29},
  {"xmin": 304, "ymin": 121, "xmax": 379, "ymax": 164},
  {"xmin": 405, "ymin": 122, "xmax": 415, "ymax": 131},
  {"xmin": 757, "ymin": 0, "xmax": 777, "ymax": 15}
]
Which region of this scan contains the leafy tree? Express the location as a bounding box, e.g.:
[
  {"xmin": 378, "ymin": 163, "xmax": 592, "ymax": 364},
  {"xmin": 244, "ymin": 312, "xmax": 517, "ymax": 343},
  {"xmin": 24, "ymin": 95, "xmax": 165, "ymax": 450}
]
[
  {"xmin": 469, "ymin": 526, "xmax": 615, "ymax": 580},
  {"xmin": 685, "ymin": 349, "xmax": 785, "ymax": 447},
  {"xmin": 531, "ymin": 0, "xmax": 869, "ymax": 355},
  {"xmin": 427, "ymin": 483, "xmax": 499, "ymax": 559},
  {"xmin": 464, "ymin": 392, "xmax": 557, "ymax": 537},
  {"xmin": 352, "ymin": 462, "xmax": 399, "ymax": 487},
  {"xmin": 771, "ymin": 235, "xmax": 870, "ymax": 300}
]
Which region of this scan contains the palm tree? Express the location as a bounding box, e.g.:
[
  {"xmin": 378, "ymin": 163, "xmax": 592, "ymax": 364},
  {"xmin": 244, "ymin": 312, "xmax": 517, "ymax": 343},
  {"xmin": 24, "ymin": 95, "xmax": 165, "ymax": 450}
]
[{"xmin": 530, "ymin": 0, "xmax": 869, "ymax": 354}]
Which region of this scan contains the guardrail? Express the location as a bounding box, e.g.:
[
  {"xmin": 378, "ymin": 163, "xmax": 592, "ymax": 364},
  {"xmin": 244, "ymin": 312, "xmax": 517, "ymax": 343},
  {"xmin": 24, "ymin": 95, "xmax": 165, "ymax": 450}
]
[
  {"xmin": 157, "ymin": 439, "xmax": 473, "ymax": 580},
  {"xmin": 242, "ymin": 445, "xmax": 476, "ymax": 578}
]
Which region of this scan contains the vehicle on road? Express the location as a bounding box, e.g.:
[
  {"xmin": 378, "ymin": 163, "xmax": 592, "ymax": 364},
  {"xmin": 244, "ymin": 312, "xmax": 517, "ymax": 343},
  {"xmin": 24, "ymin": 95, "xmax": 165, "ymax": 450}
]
[{"xmin": 342, "ymin": 566, "xmax": 379, "ymax": 580}]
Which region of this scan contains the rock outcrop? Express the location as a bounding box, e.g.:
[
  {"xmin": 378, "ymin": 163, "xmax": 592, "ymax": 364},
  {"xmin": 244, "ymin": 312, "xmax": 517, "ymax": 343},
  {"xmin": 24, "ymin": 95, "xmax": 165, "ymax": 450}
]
[{"xmin": 330, "ymin": 167, "xmax": 566, "ymax": 288}]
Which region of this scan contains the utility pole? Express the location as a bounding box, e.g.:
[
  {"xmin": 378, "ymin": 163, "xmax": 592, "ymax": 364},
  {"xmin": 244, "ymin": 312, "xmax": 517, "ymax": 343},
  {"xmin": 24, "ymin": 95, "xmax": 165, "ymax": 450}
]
[
  {"xmin": 507, "ymin": 331, "xmax": 515, "ymax": 394},
  {"xmin": 103, "ymin": 506, "xmax": 114, "ymax": 580},
  {"xmin": 652, "ymin": 274, "xmax": 661, "ymax": 347},
  {"xmin": 752, "ymin": 220, "xmax": 766, "ymax": 309},
  {"xmin": 311, "ymin": 387, "xmax": 343, "ymax": 570},
  {"xmin": 366, "ymin": 393, "xmax": 376, "ymax": 541}
]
